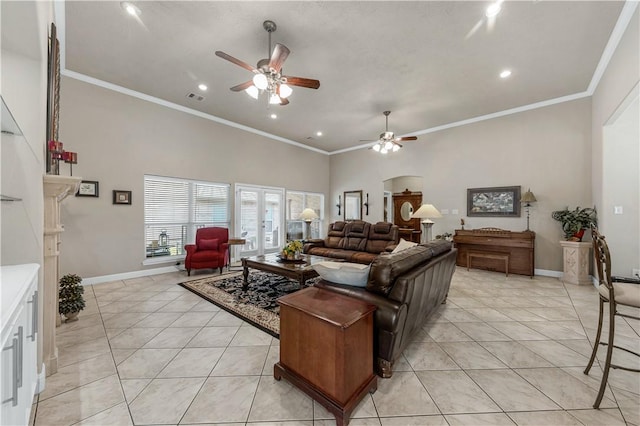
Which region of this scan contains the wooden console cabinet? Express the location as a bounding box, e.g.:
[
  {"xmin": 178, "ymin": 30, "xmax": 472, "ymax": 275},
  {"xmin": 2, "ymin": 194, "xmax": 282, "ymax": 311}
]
[
  {"xmin": 453, "ymin": 228, "xmax": 535, "ymax": 277},
  {"xmin": 275, "ymin": 287, "xmax": 377, "ymax": 426}
]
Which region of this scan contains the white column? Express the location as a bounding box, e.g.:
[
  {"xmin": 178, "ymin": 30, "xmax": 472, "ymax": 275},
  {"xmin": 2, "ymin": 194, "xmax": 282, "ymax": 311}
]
[
  {"xmin": 559, "ymin": 240, "xmax": 592, "ymax": 285},
  {"xmin": 43, "ymin": 175, "xmax": 81, "ymax": 376}
]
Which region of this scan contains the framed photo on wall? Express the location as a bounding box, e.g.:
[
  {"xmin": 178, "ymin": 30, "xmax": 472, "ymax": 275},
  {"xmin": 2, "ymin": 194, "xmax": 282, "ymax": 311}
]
[
  {"xmin": 113, "ymin": 190, "xmax": 132, "ymax": 205},
  {"xmin": 76, "ymin": 180, "xmax": 99, "ymax": 197},
  {"xmin": 467, "ymin": 186, "xmax": 521, "ymax": 217}
]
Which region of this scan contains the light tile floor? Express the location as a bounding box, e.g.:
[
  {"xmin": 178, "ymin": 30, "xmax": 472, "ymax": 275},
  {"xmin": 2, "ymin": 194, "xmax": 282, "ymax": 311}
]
[{"xmin": 29, "ymin": 267, "xmax": 640, "ymax": 425}]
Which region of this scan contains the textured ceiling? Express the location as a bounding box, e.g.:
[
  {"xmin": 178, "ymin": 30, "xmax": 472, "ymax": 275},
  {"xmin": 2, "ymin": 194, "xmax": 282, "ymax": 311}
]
[{"xmin": 64, "ymin": 1, "xmax": 624, "ymax": 153}]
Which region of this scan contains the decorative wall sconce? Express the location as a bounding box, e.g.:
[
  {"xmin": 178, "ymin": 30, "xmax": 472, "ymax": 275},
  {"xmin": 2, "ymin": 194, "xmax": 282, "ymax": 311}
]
[
  {"xmin": 336, "ymin": 195, "xmax": 342, "ymax": 216},
  {"xmin": 363, "ymin": 193, "xmax": 369, "ymax": 216}
]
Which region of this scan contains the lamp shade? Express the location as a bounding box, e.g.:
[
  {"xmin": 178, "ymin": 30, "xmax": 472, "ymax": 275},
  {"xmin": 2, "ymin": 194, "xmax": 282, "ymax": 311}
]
[
  {"xmin": 411, "ymin": 204, "xmax": 442, "ymax": 220},
  {"xmin": 299, "ymin": 208, "xmax": 319, "ymax": 222},
  {"xmin": 520, "ymin": 189, "xmax": 537, "ymax": 204}
]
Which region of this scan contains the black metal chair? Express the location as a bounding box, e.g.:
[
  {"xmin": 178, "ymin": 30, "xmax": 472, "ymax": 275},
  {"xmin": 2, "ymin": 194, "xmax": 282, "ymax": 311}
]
[{"xmin": 583, "ymin": 227, "xmax": 640, "ymax": 408}]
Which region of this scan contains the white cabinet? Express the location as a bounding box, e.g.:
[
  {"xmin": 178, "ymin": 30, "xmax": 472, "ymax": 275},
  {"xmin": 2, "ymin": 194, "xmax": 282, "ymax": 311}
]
[{"xmin": 1, "ymin": 264, "xmax": 39, "ymax": 426}]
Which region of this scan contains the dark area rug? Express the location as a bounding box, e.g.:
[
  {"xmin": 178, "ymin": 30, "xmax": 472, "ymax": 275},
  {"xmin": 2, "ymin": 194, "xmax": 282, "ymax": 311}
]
[{"xmin": 179, "ymin": 271, "xmax": 317, "ymax": 337}]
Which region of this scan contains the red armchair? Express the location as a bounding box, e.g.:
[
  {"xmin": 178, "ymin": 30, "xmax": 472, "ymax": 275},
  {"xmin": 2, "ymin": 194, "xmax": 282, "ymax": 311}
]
[{"xmin": 184, "ymin": 227, "xmax": 229, "ymax": 276}]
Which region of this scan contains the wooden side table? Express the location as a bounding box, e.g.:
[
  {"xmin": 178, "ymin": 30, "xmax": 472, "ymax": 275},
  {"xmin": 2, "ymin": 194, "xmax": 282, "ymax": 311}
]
[
  {"xmin": 227, "ymin": 238, "xmax": 246, "ymax": 270},
  {"xmin": 274, "ymin": 287, "xmax": 377, "ymax": 426}
]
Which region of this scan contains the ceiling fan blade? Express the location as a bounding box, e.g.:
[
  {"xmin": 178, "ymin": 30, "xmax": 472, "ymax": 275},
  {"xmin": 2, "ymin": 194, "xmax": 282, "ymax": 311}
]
[
  {"xmin": 283, "ymin": 76, "xmax": 321, "ymax": 89},
  {"xmin": 215, "ymin": 51, "xmax": 257, "ymax": 73},
  {"xmin": 279, "ymin": 98, "xmax": 290, "ymax": 106},
  {"xmin": 269, "ymin": 43, "xmax": 290, "ymax": 72},
  {"xmin": 396, "ymin": 136, "xmax": 418, "ymax": 141},
  {"xmin": 359, "ymin": 139, "xmax": 378, "ymax": 142},
  {"xmin": 230, "ymin": 81, "xmax": 254, "ymax": 92}
]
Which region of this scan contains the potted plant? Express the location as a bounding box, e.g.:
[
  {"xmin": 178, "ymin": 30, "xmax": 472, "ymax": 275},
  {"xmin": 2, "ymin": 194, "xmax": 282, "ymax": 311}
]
[
  {"xmin": 59, "ymin": 274, "xmax": 86, "ymax": 322},
  {"xmin": 551, "ymin": 206, "xmax": 597, "ymax": 241}
]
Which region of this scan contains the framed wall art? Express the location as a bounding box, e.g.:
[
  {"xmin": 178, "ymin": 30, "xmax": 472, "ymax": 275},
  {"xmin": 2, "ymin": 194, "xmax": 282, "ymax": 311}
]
[
  {"xmin": 467, "ymin": 186, "xmax": 521, "ymax": 217},
  {"xmin": 113, "ymin": 190, "xmax": 132, "ymax": 205},
  {"xmin": 76, "ymin": 181, "xmax": 99, "ymax": 197}
]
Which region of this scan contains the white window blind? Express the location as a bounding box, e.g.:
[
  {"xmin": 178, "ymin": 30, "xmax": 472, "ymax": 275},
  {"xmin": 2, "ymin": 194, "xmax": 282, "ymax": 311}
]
[
  {"xmin": 144, "ymin": 175, "xmax": 230, "ymax": 259},
  {"xmin": 285, "ymin": 191, "xmax": 324, "ymax": 240}
]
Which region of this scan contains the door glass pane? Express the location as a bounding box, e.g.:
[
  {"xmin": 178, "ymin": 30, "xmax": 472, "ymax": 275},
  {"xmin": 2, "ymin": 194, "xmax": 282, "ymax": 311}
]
[
  {"xmin": 264, "ymin": 192, "xmax": 282, "ymax": 250},
  {"xmin": 240, "ymin": 191, "xmax": 258, "ymax": 252}
]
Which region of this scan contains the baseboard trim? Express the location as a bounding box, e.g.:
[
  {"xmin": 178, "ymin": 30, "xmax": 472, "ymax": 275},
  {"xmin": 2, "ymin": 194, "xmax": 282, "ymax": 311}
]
[
  {"xmin": 82, "ymin": 266, "xmax": 182, "ymax": 286},
  {"xmin": 534, "ymin": 268, "xmax": 563, "ymax": 278}
]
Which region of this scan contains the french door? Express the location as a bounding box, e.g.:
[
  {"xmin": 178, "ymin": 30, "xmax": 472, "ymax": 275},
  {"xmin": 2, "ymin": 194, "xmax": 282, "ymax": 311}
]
[{"xmin": 235, "ymin": 184, "xmax": 284, "ymax": 257}]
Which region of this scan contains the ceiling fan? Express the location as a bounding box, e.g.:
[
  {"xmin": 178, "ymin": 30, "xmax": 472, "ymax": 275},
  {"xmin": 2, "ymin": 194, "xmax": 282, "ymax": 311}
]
[
  {"xmin": 363, "ymin": 111, "xmax": 418, "ymax": 153},
  {"xmin": 215, "ymin": 20, "xmax": 320, "ymax": 106}
]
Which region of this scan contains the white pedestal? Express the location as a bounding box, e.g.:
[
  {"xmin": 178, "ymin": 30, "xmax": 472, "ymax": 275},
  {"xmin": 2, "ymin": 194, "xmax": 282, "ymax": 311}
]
[
  {"xmin": 559, "ymin": 240, "xmax": 591, "ymax": 285},
  {"xmin": 43, "ymin": 175, "xmax": 81, "ymax": 376}
]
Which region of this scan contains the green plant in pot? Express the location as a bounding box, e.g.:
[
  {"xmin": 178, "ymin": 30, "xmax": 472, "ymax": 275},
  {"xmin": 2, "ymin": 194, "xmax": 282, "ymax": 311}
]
[
  {"xmin": 551, "ymin": 206, "xmax": 597, "ymax": 241},
  {"xmin": 59, "ymin": 274, "xmax": 86, "ymax": 322}
]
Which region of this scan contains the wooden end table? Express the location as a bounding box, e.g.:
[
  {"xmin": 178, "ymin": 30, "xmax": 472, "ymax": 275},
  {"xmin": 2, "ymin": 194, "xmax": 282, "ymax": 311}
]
[
  {"xmin": 274, "ymin": 287, "xmax": 377, "ymax": 426},
  {"xmin": 227, "ymin": 238, "xmax": 246, "ymax": 270}
]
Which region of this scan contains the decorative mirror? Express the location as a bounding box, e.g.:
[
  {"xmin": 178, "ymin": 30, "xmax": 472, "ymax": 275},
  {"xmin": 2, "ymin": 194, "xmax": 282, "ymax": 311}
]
[
  {"xmin": 400, "ymin": 201, "xmax": 413, "ymax": 221},
  {"xmin": 344, "ymin": 190, "xmax": 363, "ymax": 221}
]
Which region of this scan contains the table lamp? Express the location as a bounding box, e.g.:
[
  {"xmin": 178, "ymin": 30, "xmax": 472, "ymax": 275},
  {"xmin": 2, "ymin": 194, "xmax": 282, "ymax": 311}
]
[
  {"xmin": 299, "ymin": 208, "xmax": 319, "ymax": 239},
  {"xmin": 411, "ymin": 204, "xmax": 442, "ymax": 243},
  {"xmin": 520, "ymin": 189, "xmax": 537, "ymax": 231}
]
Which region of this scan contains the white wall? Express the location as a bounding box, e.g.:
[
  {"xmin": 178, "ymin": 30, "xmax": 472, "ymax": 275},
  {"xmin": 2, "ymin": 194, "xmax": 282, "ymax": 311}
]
[
  {"xmin": 592, "ymin": 8, "xmax": 640, "ymax": 275},
  {"xmin": 58, "ymin": 77, "xmax": 330, "ymax": 279},
  {"xmin": 330, "ymin": 99, "xmax": 593, "ymax": 273}
]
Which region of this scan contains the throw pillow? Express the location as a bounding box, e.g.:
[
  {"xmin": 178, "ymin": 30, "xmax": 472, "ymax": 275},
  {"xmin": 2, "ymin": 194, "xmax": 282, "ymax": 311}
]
[
  {"xmin": 392, "ymin": 238, "xmax": 418, "ymax": 253},
  {"xmin": 313, "ymin": 261, "xmax": 371, "ymax": 287},
  {"xmin": 198, "ymin": 238, "xmax": 219, "ymax": 251}
]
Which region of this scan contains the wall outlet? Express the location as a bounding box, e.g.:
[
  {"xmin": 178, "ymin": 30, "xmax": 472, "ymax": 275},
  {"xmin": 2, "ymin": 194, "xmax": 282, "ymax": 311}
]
[
  {"xmin": 441, "ymin": 209, "xmax": 450, "ymax": 215},
  {"xmin": 452, "ymin": 209, "xmax": 459, "ymax": 215},
  {"xmin": 614, "ymin": 206, "xmax": 623, "ymax": 214},
  {"xmin": 633, "ymin": 269, "xmax": 640, "ymax": 278}
]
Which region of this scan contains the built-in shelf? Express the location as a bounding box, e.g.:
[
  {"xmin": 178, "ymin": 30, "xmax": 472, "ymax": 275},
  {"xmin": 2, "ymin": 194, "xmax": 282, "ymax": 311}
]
[
  {"xmin": 1, "ymin": 96, "xmax": 23, "ymax": 136},
  {"xmin": 1, "ymin": 195, "xmax": 23, "ymax": 202}
]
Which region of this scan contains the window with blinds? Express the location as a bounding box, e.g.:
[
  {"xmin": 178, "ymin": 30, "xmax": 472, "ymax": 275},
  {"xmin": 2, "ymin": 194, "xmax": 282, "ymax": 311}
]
[
  {"xmin": 144, "ymin": 175, "xmax": 230, "ymax": 259},
  {"xmin": 285, "ymin": 191, "xmax": 324, "ymax": 240}
]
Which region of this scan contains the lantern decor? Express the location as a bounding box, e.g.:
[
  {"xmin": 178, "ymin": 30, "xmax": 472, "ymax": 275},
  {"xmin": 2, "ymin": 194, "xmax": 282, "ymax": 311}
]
[
  {"xmin": 159, "ymin": 230, "xmax": 169, "ymax": 247},
  {"xmin": 47, "ymin": 140, "xmax": 78, "ymax": 176}
]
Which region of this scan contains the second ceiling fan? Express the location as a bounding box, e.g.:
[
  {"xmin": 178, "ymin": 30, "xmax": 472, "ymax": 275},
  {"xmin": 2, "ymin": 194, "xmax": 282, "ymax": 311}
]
[
  {"xmin": 215, "ymin": 20, "xmax": 320, "ymax": 106},
  {"xmin": 363, "ymin": 111, "xmax": 418, "ymax": 153}
]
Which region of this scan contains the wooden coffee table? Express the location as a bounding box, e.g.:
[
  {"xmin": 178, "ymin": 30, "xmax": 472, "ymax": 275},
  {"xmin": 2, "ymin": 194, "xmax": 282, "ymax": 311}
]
[{"xmin": 241, "ymin": 253, "xmax": 336, "ymax": 291}]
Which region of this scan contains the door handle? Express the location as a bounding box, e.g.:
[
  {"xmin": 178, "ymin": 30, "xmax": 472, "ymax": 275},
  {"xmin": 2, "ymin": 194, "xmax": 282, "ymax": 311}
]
[
  {"xmin": 28, "ymin": 291, "xmax": 38, "ymax": 341},
  {"xmin": 2, "ymin": 336, "xmax": 19, "ymax": 406}
]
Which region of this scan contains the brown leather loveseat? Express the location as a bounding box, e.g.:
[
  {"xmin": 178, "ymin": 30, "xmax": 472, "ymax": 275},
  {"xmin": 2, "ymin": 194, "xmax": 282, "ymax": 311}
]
[
  {"xmin": 303, "ymin": 220, "xmax": 399, "ymax": 264},
  {"xmin": 315, "ymin": 240, "xmax": 457, "ymax": 378}
]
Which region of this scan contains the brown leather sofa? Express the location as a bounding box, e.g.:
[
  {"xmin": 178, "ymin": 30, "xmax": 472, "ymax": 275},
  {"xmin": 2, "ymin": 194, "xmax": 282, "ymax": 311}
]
[
  {"xmin": 314, "ymin": 240, "xmax": 457, "ymax": 378},
  {"xmin": 303, "ymin": 220, "xmax": 399, "ymax": 264}
]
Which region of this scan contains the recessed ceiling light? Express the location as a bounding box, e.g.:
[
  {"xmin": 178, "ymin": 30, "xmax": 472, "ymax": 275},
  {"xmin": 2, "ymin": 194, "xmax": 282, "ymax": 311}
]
[
  {"xmin": 120, "ymin": 1, "xmax": 141, "ymax": 17},
  {"xmin": 316, "ymin": 131, "xmax": 323, "ymax": 137},
  {"xmin": 500, "ymin": 69, "xmax": 512, "ymax": 78},
  {"xmin": 198, "ymin": 84, "xmax": 207, "ymax": 91},
  {"xmin": 485, "ymin": 2, "xmax": 502, "ymax": 18},
  {"xmin": 270, "ymin": 113, "xmax": 277, "ymax": 119}
]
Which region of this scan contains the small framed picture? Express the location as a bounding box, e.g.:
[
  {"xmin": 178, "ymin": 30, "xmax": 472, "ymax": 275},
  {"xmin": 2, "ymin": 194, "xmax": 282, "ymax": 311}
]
[
  {"xmin": 76, "ymin": 180, "xmax": 99, "ymax": 197},
  {"xmin": 113, "ymin": 190, "xmax": 132, "ymax": 205}
]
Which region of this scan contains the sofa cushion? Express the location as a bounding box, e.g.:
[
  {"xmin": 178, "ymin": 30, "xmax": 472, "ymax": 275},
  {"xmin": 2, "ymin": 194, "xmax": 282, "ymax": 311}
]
[
  {"xmin": 313, "ymin": 262, "xmax": 371, "ymax": 287},
  {"xmin": 392, "ymin": 238, "xmax": 417, "ymax": 253},
  {"xmin": 191, "ymin": 250, "xmax": 222, "ymax": 262},
  {"xmin": 198, "ymin": 238, "xmax": 219, "ymax": 251},
  {"xmin": 344, "ymin": 221, "xmax": 370, "ymax": 251},
  {"xmin": 366, "ymin": 222, "xmax": 399, "ymax": 254},
  {"xmin": 367, "ymin": 245, "xmax": 436, "ymax": 296},
  {"xmin": 325, "ymin": 221, "xmax": 348, "ymax": 249}
]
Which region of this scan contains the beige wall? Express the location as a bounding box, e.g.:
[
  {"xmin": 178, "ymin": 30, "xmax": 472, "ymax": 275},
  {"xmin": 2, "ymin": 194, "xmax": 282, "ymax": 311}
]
[
  {"xmin": 58, "ymin": 77, "xmax": 330, "ymax": 278},
  {"xmin": 330, "ymin": 99, "xmax": 593, "ymax": 272},
  {"xmin": 592, "ymin": 8, "xmax": 640, "ymax": 276}
]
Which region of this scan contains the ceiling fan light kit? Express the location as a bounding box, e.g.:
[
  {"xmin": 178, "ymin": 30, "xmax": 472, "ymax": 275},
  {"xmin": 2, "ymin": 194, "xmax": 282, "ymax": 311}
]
[
  {"xmin": 215, "ymin": 20, "xmax": 320, "ymax": 107},
  {"xmin": 368, "ymin": 111, "xmax": 418, "ymax": 154}
]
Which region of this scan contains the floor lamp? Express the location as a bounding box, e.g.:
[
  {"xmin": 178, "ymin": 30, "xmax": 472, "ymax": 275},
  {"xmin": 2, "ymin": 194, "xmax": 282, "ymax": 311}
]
[
  {"xmin": 411, "ymin": 204, "xmax": 442, "ymax": 243},
  {"xmin": 299, "ymin": 208, "xmax": 319, "ymax": 240},
  {"xmin": 520, "ymin": 189, "xmax": 537, "ymax": 231}
]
